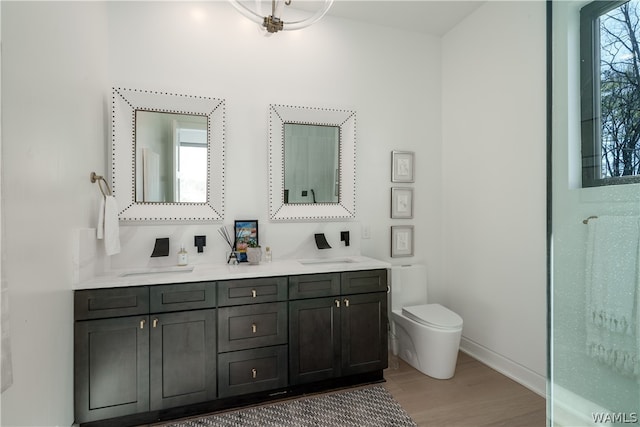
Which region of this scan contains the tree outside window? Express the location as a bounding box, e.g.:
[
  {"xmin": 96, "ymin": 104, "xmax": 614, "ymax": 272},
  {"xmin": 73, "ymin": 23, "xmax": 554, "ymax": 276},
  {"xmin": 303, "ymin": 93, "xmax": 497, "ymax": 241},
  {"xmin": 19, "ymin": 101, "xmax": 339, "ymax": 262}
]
[{"xmin": 581, "ymin": 0, "xmax": 640, "ymax": 186}]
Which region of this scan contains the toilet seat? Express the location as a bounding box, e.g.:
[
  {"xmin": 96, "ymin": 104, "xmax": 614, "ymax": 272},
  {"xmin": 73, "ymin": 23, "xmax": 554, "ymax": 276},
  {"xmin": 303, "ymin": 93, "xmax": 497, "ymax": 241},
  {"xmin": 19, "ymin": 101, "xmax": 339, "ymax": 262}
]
[{"xmin": 401, "ymin": 304, "xmax": 463, "ymax": 330}]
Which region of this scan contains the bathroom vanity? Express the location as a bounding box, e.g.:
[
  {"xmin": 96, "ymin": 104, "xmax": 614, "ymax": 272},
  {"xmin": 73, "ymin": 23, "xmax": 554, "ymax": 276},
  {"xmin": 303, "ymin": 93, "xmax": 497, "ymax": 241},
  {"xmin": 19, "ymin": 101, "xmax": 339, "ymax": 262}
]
[{"xmin": 73, "ymin": 257, "xmax": 389, "ymax": 426}]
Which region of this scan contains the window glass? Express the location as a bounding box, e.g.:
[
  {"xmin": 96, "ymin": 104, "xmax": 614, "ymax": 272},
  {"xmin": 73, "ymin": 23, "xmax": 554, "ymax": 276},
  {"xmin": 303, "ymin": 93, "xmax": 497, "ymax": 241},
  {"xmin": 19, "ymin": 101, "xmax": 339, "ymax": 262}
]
[{"xmin": 581, "ymin": 0, "xmax": 640, "ymax": 186}]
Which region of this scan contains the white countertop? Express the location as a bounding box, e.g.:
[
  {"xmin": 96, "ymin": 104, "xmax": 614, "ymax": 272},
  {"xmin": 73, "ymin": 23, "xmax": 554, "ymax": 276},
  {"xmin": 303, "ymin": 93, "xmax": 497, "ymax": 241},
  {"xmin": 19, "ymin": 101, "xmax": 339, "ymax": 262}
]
[{"xmin": 74, "ymin": 256, "xmax": 391, "ymax": 290}]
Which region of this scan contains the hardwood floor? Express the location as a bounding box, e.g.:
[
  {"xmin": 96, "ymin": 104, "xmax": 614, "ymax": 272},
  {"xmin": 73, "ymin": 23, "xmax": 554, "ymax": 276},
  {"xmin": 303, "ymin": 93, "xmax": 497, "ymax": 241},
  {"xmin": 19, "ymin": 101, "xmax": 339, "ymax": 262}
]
[
  {"xmin": 149, "ymin": 351, "xmax": 546, "ymax": 427},
  {"xmin": 384, "ymin": 351, "xmax": 547, "ymax": 427}
]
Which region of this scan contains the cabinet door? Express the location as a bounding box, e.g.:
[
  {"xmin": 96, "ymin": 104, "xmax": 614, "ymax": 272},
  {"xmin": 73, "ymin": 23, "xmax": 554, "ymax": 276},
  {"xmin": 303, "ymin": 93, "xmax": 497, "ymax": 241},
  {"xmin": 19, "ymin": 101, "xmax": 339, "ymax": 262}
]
[
  {"xmin": 341, "ymin": 292, "xmax": 388, "ymax": 375},
  {"xmin": 149, "ymin": 309, "xmax": 216, "ymax": 411},
  {"xmin": 74, "ymin": 316, "xmax": 149, "ymax": 423},
  {"xmin": 289, "ymin": 297, "xmax": 341, "ymax": 385}
]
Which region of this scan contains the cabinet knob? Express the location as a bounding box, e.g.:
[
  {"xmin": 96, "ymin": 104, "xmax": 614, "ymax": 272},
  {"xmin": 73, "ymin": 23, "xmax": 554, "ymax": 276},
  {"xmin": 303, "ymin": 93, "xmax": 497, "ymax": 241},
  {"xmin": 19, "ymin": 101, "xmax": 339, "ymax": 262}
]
[
  {"xmin": 344, "ymin": 298, "xmax": 350, "ymax": 307},
  {"xmin": 140, "ymin": 319, "xmax": 146, "ymax": 329},
  {"xmin": 153, "ymin": 318, "xmax": 159, "ymax": 328},
  {"xmin": 251, "ymin": 289, "xmax": 257, "ymax": 298},
  {"xmin": 251, "ymin": 323, "xmax": 257, "ymax": 333},
  {"xmin": 334, "ymin": 299, "xmax": 340, "ymax": 307},
  {"xmin": 252, "ymin": 368, "xmax": 257, "ymax": 379}
]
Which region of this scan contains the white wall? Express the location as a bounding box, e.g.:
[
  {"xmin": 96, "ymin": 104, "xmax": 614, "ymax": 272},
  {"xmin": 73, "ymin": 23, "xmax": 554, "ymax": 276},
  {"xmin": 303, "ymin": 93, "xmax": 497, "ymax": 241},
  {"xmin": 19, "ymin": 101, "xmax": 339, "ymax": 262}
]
[
  {"xmin": 1, "ymin": 2, "xmax": 109, "ymax": 425},
  {"xmin": 102, "ymin": 2, "xmax": 442, "ymax": 276},
  {"xmin": 441, "ymin": 1, "xmax": 547, "ymax": 394},
  {"xmin": 1, "ymin": 2, "xmax": 442, "ymax": 425}
]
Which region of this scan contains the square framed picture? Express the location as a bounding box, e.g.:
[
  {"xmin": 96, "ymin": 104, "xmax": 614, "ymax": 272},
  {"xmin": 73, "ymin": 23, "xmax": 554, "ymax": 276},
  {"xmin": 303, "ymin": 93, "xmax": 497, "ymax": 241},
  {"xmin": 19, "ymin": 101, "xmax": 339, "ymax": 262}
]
[
  {"xmin": 234, "ymin": 220, "xmax": 259, "ymax": 262},
  {"xmin": 391, "ymin": 150, "xmax": 415, "ymax": 183},
  {"xmin": 391, "ymin": 225, "xmax": 414, "ymax": 257},
  {"xmin": 391, "ymin": 187, "xmax": 414, "ymax": 219}
]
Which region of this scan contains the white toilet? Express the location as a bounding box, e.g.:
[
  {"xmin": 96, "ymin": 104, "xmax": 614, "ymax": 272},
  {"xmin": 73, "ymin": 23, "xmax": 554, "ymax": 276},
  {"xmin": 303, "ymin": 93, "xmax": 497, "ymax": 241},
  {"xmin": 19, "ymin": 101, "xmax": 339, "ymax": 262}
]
[{"xmin": 390, "ymin": 265, "xmax": 463, "ymax": 379}]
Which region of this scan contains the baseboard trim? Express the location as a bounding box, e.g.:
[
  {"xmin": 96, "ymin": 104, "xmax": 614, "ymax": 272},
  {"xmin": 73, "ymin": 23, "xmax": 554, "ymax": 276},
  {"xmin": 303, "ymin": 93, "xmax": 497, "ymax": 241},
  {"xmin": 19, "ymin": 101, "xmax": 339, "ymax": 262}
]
[
  {"xmin": 459, "ymin": 336, "xmax": 546, "ymax": 398},
  {"xmin": 550, "ymin": 384, "xmax": 609, "ymax": 426}
]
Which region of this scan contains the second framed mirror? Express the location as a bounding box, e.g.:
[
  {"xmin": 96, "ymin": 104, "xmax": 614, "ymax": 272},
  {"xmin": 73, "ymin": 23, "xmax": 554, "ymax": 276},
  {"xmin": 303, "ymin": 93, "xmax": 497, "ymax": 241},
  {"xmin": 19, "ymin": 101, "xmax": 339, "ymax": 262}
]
[{"xmin": 269, "ymin": 104, "xmax": 356, "ymax": 221}]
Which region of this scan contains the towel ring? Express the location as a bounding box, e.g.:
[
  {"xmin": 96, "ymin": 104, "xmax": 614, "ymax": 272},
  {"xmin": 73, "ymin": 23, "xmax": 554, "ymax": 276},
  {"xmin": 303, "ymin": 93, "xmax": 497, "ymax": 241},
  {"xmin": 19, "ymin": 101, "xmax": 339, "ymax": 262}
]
[{"xmin": 90, "ymin": 172, "xmax": 112, "ymax": 197}]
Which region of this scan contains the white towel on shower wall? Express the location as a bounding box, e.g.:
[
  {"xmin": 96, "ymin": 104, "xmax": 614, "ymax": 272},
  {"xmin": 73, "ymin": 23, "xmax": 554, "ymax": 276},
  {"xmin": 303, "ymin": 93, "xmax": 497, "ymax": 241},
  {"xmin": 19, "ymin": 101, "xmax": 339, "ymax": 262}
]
[
  {"xmin": 586, "ymin": 216, "xmax": 639, "ymax": 334},
  {"xmin": 585, "ymin": 215, "xmax": 640, "ymax": 376},
  {"xmin": 97, "ymin": 195, "xmax": 121, "ymax": 256}
]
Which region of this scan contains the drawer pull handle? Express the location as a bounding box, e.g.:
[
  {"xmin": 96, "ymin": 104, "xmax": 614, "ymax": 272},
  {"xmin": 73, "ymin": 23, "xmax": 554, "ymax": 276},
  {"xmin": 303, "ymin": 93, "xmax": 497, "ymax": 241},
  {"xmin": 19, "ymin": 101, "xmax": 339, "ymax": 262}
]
[
  {"xmin": 334, "ymin": 299, "xmax": 340, "ymax": 307},
  {"xmin": 251, "ymin": 289, "xmax": 257, "ymax": 298},
  {"xmin": 344, "ymin": 298, "xmax": 350, "ymax": 307},
  {"xmin": 251, "ymin": 323, "xmax": 257, "ymax": 333},
  {"xmin": 252, "ymin": 368, "xmax": 257, "ymax": 379},
  {"xmin": 140, "ymin": 319, "xmax": 146, "ymax": 329},
  {"xmin": 153, "ymin": 318, "xmax": 158, "ymax": 328}
]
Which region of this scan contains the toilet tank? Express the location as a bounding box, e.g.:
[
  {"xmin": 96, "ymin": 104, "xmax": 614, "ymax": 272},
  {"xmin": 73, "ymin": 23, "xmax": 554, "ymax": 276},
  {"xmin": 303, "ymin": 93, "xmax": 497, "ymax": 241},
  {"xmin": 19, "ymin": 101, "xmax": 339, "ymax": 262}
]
[{"xmin": 391, "ymin": 265, "xmax": 428, "ymax": 311}]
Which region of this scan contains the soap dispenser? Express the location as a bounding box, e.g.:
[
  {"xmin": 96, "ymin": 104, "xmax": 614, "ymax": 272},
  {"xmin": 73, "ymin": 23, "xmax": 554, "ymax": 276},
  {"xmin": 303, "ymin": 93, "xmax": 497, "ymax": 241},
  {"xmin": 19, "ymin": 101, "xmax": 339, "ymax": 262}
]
[{"xmin": 177, "ymin": 245, "xmax": 189, "ymax": 266}]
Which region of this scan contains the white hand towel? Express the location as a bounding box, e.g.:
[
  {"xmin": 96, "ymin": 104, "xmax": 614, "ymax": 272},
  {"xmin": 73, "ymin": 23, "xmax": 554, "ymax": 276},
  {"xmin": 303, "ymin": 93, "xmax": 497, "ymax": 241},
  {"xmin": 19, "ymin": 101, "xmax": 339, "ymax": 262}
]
[
  {"xmin": 97, "ymin": 195, "xmax": 121, "ymax": 256},
  {"xmin": 585, "ymin": 215, "xmax": 640, "ymax": 376},
  {"xmin": 97, "ymin": 197, "xmax": 105, "ymax": 239},
  {"xmin": 586, "ymin": 216, "xmax": 639, "ymax": 334}
]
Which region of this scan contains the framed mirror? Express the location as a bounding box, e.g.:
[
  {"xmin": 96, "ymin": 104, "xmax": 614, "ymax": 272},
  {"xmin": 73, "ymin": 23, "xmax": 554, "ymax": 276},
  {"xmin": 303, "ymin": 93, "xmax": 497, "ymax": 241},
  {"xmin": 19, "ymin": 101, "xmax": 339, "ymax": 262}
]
[
  {"xmin": 269, "ymin": 104, "xmax": 356, "ymax": 220},
  {"xmin": 112, "ymin": 88, "xmax": 225, "ymax": 221}
]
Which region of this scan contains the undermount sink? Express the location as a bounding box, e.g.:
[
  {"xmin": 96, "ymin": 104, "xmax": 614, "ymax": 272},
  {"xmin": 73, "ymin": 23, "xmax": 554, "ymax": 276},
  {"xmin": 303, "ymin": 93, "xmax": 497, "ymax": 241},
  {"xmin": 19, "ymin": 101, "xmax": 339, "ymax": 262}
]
[
  {"xmin": 298, "ymin": 258, "xmax": 356, "ymax": 266},
  {"xmin": 119, "ymin": 266, "xmax": 194, "ymax": 277}
]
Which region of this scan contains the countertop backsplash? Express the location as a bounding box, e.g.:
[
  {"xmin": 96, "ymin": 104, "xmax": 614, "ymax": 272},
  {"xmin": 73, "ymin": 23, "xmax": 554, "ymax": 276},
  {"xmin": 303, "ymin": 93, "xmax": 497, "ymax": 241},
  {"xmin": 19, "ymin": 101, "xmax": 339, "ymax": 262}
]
[{"xmin": 74, "ymin": 221, "xmax": 370, "ymax": 288}]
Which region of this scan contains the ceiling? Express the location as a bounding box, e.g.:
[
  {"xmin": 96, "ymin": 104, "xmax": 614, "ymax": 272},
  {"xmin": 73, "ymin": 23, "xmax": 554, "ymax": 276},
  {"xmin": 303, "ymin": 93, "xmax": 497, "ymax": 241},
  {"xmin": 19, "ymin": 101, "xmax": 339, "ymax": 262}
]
[{"xmin": 294, "ymin": 1, "xmax": 486, "ymax": 36}]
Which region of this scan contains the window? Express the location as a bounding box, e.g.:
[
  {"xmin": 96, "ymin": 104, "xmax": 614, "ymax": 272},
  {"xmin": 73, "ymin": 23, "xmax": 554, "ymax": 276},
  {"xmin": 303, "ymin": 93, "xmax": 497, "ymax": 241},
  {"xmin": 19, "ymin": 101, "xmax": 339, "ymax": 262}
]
[
  {"xmin": 581, "ymin": 0, "xmax": 640, "ymax": 186},
  {"xmin": 175, "ymin": 122, "xmax": 207, "ymax": 203}
]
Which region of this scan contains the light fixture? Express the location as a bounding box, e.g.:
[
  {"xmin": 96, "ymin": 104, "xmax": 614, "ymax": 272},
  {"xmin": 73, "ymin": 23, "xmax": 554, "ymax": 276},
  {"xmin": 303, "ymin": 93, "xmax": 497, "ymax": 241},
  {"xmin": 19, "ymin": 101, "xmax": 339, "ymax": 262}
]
[{"xmin": 230, "ymin": 0, "xmax": 334, "ymax": 33}]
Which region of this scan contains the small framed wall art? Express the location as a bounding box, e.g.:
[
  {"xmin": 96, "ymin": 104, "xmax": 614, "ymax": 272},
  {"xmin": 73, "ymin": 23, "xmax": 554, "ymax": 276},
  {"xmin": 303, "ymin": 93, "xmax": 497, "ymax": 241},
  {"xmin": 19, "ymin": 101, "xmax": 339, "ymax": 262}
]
[
  {"xmin": 391, "ymin": 187, "xmax": 414, "ymax": 219},
  {"xmin": 391, "ymin": 225, "xmax": 414, "ymax": 257},
  {"xmin": 391, "ymin": 150, "xmax": 415, "ymax": 183}
]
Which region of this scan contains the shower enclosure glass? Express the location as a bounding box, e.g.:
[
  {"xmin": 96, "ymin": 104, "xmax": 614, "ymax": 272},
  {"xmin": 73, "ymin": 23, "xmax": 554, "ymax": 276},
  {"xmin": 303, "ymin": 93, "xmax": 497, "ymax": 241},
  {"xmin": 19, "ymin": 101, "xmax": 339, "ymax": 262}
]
[{"xmin": 550, "ymin": 1, "xmax": 640, "ymax": 424}]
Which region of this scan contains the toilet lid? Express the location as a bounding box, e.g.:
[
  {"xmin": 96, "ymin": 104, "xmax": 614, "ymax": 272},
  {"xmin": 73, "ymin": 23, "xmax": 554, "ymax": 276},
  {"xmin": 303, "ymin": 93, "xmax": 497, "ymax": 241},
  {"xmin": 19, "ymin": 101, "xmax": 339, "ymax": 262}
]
[{"xmin": 402, "ymin": 304, "xmax": 463, "ymax": 329}]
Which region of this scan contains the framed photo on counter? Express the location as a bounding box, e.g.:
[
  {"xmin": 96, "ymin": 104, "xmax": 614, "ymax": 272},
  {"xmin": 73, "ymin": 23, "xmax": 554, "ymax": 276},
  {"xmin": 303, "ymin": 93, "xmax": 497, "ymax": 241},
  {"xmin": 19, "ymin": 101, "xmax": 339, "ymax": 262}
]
[{"xmin": 234, "ymin": 220, "xmax": 259, "ymax": 262}]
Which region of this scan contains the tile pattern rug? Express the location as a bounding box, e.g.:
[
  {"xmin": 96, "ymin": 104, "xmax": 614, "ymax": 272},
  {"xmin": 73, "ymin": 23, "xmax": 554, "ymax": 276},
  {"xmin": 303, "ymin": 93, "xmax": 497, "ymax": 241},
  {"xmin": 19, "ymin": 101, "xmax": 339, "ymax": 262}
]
[{"xmin": 164, "ymin": 386, "xmax": 417, "ymax": 427}]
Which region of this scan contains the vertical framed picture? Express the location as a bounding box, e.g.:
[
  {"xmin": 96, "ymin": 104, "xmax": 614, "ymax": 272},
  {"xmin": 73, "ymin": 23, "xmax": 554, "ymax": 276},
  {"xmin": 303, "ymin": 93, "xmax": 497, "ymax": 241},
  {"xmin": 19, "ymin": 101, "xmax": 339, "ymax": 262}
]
[
  {"xmin": 391, "ymin": 187, "xmax": 414, "ymax": 219},
  {"xmin": 391, "ymin": 150, "xmax": 415, "ymax": 183},
  {"xmin": 391, "ymin": 225, "xmax": 414, "ymax": 257},
  {"xmin": 234, "ymin": 220, "xmax": 259, "ymax": 262}
]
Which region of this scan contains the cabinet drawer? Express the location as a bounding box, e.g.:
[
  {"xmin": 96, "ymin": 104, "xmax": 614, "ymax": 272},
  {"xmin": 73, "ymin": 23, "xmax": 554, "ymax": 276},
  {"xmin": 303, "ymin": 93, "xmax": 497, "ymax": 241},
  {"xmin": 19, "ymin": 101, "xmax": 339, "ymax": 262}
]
[
  {"xmin": 74, "ymin": 287, "xmax": 149, "ymax": 320},
  {"xmin": 217, "ymin": 345, "xmax": 288, "ymax": 398},
  {"xmin": 289, "ymin": 273, "xmax": 340, "ymax": 300},
  {"xmin": 217, "ymin": 277, "xmax": 287, "ymax": 306},
  {"xmin": 149, "ymin": 282, "xmax": 216, "ymax": 313},
  {"xmin": 341, "ymin": 269, "xmax": 388, "ymax": 294},
  {"xmin": 218, "ymin": 302, "xmax": 287, "ymax": 352}
]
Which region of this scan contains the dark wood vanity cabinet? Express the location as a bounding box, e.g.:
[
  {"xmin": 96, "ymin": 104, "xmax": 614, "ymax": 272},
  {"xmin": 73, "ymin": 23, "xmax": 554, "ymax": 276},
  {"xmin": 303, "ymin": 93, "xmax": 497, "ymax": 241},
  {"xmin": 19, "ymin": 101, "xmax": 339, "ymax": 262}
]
[
  {"xmin": 74, "ymin": 268, "xmax": 388, "ymax": 426},
  {"xmin": 74, "ymin": 282, "xmax": 217, "ymax": 424},
  {"xmin": 289, "ymin": 270, "xmax": 388, "ymax": 385}
]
